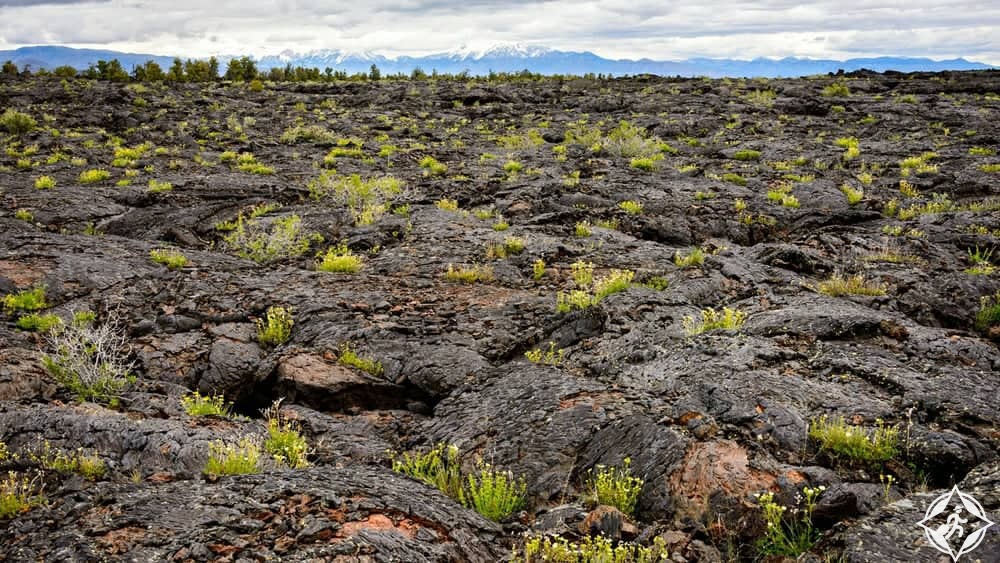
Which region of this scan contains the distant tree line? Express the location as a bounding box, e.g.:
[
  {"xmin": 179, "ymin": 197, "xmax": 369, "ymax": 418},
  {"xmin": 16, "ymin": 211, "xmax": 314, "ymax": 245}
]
[{"xmin": 1, "ymin": 56, "xmax": 616, "ymax": 83}]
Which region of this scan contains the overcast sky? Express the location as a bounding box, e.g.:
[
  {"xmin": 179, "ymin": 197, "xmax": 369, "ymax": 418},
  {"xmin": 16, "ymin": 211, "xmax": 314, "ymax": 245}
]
[{"xmin": 0, "ymin": 1, "xmax": 998, "ymax": 64}]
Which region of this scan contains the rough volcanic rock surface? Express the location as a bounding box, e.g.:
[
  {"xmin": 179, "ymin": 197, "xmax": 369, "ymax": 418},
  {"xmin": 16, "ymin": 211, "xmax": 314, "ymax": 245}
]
[{"xmin": 2, "ymin": 70, "xmax": 1000, "ymax": 561}]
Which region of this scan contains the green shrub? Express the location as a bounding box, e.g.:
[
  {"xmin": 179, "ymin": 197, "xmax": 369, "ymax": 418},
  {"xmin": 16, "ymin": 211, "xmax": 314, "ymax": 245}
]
[
  {"xmin": 808, "ymin": 416, "xmax": 899, "ymax": 463},
  {"xmin": 525, "ymin": 342, "xmax": 564, "ymax": 365},
  {"xmin": 31, "ymin": 442, "xmax": 105, "ymax": 480},
  {"xmin": 3, "ymin": 286, "xmax": 47, "ymax": 314},
  {"xmin": 0, "ymin": 472, "xmax": 44, "ymax": 519},
  {"xmin": 532, "ymin": 259, "xmax": 546, "ymax": 280},
  {"xmin": 15, "ymin": 313, "xmax": 62, "ymax": 333},
  {"xmin": 816, "ymin": 274, "xmax": 887, "ymax": 297},
  {"xmin": 147, "ymin": 179, "xmax": 173, "ymax": 193},
  {"xmin": 79, "ymin": 169, "xmax": 111, "ymax": 184},
  {"xmin": 840, "ymin": 184, "xmax": 864, "ymax": 205},
  {"xmin": 970, "ymin": 146, "xmax": 996, "ymax": 156},
  {"xmin": 556, "ymin": 290, "xmax": 594, "ymax": 313},
  {"xmin": 436, "ymin": 198, "xmax": 459, "ymax": 211},
  {"xmin": 317, "ymin": 242, "xmax": 363, "ymax": 273},
  {"xmin": 516, "ymin": 535, "xmax": 668, "ymax": 563},
  {"xmin": 42, "ymin": 312, "xmax": 135, "ymax": 405},
  {"xmin": 504, "ymin": 160, "xmax": 523, "ymax": 175},
  {"xmin": 722, "ymin": 172, "xmax": 747, "ymax": 186},
  {"xmin": 444, "ymin": 264, "xmax": 494, "ymax": 283},
  {"xmin": 14, "ymin": 209, "xmax": 33, "ymax": 222},
  {"xmin": 338, "ymin": 343, "xmax": 383, "ymax": 375},
  {"xmin": 574, "ymin": 221, "xmax": 592, "ymax": 238},
  {"xmin": 975, "ymin": 291, "xmax": 1000, "ymax": 332},
  {"xmin": 618, "ymin": 200, "xmax": 643, "ymax": 215},
  {"xmin": 980, "ymin": 163, "xmax": 1000, "ymax": 173},
  {"xmin": 391, "ymin": 443, "xmax": 464, "ymax": 500},
  {"xmin": 419, "ymin": 156, "xmax": 448, "ymax": 177},
  {"xmin": 149, "ymin": 248, "xmax": 188, "ymax": 269},
  {"xmin": 280, "ymin": 124, "xmax": 336, "ymax": 145},
  {"xmin": 629, "ymin": 156, "xmax": 660, "ymax": 171},
  {"xmin": 256, "ymin": 306, "xmax": 293, "ymax": 346},
  {"xmin": 755, "ymin": 487, "xmax": 823, "ymax": 557},
  {"xmin": 587, "ymin": 457, "xmax": 643, "ymax": 517},
  {"xmin": 486, "ymin": 237, "xmax": 525, "ymax": 260},
  {"xmin": 465, "ymin": 462, "xmax": 527, "ymax": 521},
  {"xmin": 821, "ymin": 82, "xmax": 850, "ymax": 97},
  {"xmin": 593, "ymin": 269, "xmax": 634, "ymax": 301},
  {"xmin": 263, "ymin": 402, "xmax": 308, "ymax": 469},
  {"xmin": 733, "ymin": 149, "xmax": 761, "ymax": 161},
  {"xmin": 307, "ymin": 171, "xmax": 403, "ymax": 226},
  {"xmin": 673, "ymin": 247, "xmax": 705, "ymax": 268},
  {"xmin": 204, "ymin": 438, "xmax": 261, "ymax": 476},
  {"xmin": 34, "ymin": 176, "xmax": 56, "ymax": 190},
  {"xmin": 0, "ymin": 109, "xmax": 36, "ymax": 135},
  {"xmin": 603, "ymin": 121, "xmax": 662, "ymax": 159},
  {"xmin": 223, "ymin": 214, "xmax": 322, "ymax": 263},
  {"xmin": 570, "ymin": 260, "xmax": 594, "ymax": 287},
  {"xmin": 181, "ymin": 391, "xmax": 232, "ymax": 417},
  {"xmin": 683, "ymin": 307, "xmax": 747, "ymax": 335},
  {"xmin": 642, "ymin": 276, "xmax": 670, "ymax": 291}
]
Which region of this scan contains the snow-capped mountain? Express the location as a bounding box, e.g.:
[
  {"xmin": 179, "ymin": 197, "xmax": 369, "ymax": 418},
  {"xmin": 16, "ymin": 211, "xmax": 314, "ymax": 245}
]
[{"xmin": 0, "ymin": 44, "xmax": 993, "ymax": 78}]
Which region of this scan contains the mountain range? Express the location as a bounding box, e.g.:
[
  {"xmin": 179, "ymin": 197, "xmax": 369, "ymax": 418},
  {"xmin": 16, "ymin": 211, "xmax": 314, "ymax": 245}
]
[{"xmin": 0, "ymin": 44, "xmax": 993, "ymax": 78}]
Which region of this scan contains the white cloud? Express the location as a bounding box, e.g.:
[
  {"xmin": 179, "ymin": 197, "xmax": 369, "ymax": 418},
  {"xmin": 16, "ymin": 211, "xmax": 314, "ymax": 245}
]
[{"xmin": 0, "ymin": 0, "xmax": 996, "ymax": 64}]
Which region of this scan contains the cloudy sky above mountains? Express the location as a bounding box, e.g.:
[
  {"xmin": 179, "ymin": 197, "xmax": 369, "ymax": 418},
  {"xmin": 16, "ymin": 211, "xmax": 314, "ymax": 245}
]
[{"xmin": 0, "ymin": 0, "xmax": 997, "ymax": 64}]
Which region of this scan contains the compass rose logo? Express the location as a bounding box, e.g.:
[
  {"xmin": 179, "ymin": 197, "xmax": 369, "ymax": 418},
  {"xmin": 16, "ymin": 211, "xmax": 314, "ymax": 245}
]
[{"xmin": 917, "ymin": 486, "xmax": 995, "ymax": 562}]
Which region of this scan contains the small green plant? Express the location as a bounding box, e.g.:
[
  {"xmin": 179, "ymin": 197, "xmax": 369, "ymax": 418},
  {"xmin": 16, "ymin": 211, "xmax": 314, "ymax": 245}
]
[
  {"xmin": 204, "ymin": 438, "xmax": 261, "ymax": 476},
  {"xmin": 223, "ymin": 214, "xmax": 321, "ymax": 263},
  {"xmin": 465, "ymin": 462, "xmax": 527, "ymax": 521},
  {"xmin": 181, "ymin": 391, "xmax": 232, "ymax": 417},
  {"xmin": 3, "ymin": 286, "xmax": 47, "ymax": 314},
  {"xmin": 593, "ymin": 269, "xmax": 635, "ymax": 301},
  {"xmin": 556, "ymin": 290, "xmax": 594, "ymax": 313},
  {"xmin": 683, "ymin": 307, "xmax": 747, "ymax": 335},
  {"xmin": 419, "ymin": 156, "xmax": 448, "ymax": 177},
  {"xmin": 587, "ymin": 458, "xmax": 643, "ymax": 517},
  {"xmin": 571, "ymin": 261, "xmax": 594, "ymax": 287},
  {"xmin": 1, "ymin": 109, "xmax": 37, "ymax": 135},
  {"xmin": 31, "ymin": 442, "xmax": 106, "ymax": 480},
  {"xmin": 147, "ymin": 179, "xmax": 172, "ymax": 193},
  {"xmin": 516, "ymin": 535, "xmax": 667, "ymax": 563},
  {"xmin": 14, "ymin": 209, "xmax": 33, "ymax": 222},
  {"xmin": 840, "ymin": 184, "xmax": 864, "ymax": 205},
  {"xmin": 574, "ymin": 221, "xmax": 592, "ymax": 237},
  {"xmin": 969, "ymin": 146, "xmax": 997, "ymax": 156},
  {"xmin": 338, "ymin": 343, "xmax": 384, "ymax": 376},
  {"xmin": 79, "ymin": 169, "xmax": 111, "ymax": 184},
  {"xmin": 532, "ymin": 259, "xmax": 546, "ymax": 280},
  {"xmin": 149, "ymin": 248, "xmax": 188, "ymax": 270},
  {"xmin": 493, "ymin": 218, "xmax": 510, "ymax": 231},
  {"xmin": 34, "ymin": 176, "xmax": 56, "ymax": 190},
  {"xmin": 317, "ymin": 242, "xmax": 363, "ymax": 273},
  {"xmin": 629, "ymin": 156, "xmax": 660, "ymax": 171},
  {"xmin": 733, "ymin": 149, "xmax": 761, "ymax": 161},
  {"xmin": 436, "ymin": 198, "xmax": 459, "ymax": 211},
  {"xmin": 486, "ymin": 237, "xmax": 526, "ymax": 259},
  {"xmin": 525, "ymin": 342, "xmax": 564, "ymax": 365},
  {"xmin": 722, "ymin": 172, "xmax": 747, "ymax": 186},
  {"xmin": 821, "ymin": 82, "xmax": 850, "ymax": 97},
  {"xmin": 980, "ymin": 163, "xmax": 1000, "ymax": 173},
  {"xmin": 42, "ymin": 312, "xmax": 135, "ymax": 405},
  {"xmin": 808, "ymin": 416, "xmax": 899, "ymax": 463},
  {"xmin": 975, "ymin": 291, "xmax": 1000, "ymax": 332},
  {"xmin": 391, "ymin": 443, "xmax": 464, "ymax": 500},
  {"xmin": 641, "ymin": 276, "xmax": 670, "ymax": 291},
  {"xmin": 504, "ymin": 160, "xmax": 524, "ymax": 175},
  {"xmin": 444, "ymin": 264, "xmax": 494, "ymax": 283},
  {"xmin": 256, "ymin": 306, "xmax": 293, "ymax": 347},
  {"xmin": 0, "ymin": 472, "xmax": 44, "ymax": 519},
  {"xmin": 673, "ymin": 247, "xmax": 705, "ymax": 268},
  {"xmin": 816, "ymin": 274, "xmax": 887, "ymax": 297},
  {"xmin": 965, "ymin": 246, "xmax": 996, "ymax": 275},
  {"xmin": 262, "ymin": 401, "xmax": 309, "ymax": 469},
  {"xmin": 15, "ymin": 313, "xmax": 63, "ymax": 333},
  {"xmin": 618, "ymin": 200, "xmax": 644, "ymax": 215},
  {"xmin": 755, "ymin": 486, "xmax": 824, "ymax": 557}
]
